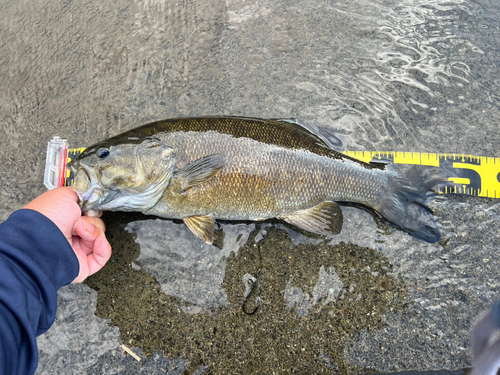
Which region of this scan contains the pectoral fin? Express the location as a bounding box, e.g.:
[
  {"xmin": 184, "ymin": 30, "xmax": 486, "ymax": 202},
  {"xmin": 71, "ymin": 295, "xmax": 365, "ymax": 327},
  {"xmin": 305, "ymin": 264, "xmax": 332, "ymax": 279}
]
[
  {"xmin": 183, "ymin": 214, "xmax": 216, "ymax": 244},
  {"xmin": 280, "ymin": 201, "xmax": 343, "ymax": 236},
  {"xmin": 175, "ymin": 154, "xmax": 225, "ymax": 191}
]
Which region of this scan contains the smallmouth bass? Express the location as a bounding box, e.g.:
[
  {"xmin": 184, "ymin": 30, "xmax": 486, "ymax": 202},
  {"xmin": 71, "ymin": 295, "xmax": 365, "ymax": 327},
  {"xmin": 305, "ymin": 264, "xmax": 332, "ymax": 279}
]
[{"xmin": 68, "ymin": 117, "xmax": 442, "ymax": 243}]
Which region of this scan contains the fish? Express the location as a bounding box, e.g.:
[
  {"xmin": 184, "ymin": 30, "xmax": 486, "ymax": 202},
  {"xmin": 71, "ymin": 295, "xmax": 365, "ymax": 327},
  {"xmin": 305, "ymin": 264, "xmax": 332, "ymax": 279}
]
[{"xmin": 67, "ymin": 116, "xmax": 443, "ymax": 244}]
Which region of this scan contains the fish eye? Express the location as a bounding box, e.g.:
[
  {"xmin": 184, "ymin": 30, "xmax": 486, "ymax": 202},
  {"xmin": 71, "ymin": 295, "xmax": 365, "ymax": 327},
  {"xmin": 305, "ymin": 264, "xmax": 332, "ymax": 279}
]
[{"xmin": 97, "ymin": 147, "xmax": 110, "ymax": 159}]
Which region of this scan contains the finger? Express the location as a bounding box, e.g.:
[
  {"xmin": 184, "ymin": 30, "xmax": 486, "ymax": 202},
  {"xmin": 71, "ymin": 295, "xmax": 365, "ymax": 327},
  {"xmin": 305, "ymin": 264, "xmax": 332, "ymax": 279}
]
[
  {"xmin": 87, "ymin": 235, "xmax": 112, "ymax": 276},
  {"xmin": 71, "ymin": 234, "xmax": 112, "ymax": 283},
  {"xmin": 84, "ymin": 210, "xmax": 103, "ymax": 218},
  {"xmin": 72, "ymin": 216, "xmax": 106, "ymax": 236},
  {"xmin": 82, "ymin": 216, "xmax": 106, "ymax": 233},
  {"xmin": 72, "ymin": 219, "xmax": 106, "ymax": 254},
  {"xmin": 71, "ymin": 221, "xmax": 95, "ymax": 255},
  {"xmin": 71, "ymin": 246, "xmax": 89, "ymax": 283}
]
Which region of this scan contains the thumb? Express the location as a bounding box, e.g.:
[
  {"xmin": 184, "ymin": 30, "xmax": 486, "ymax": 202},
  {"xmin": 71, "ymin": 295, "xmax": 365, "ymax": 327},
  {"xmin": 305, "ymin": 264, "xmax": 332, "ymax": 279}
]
[{"xmin": 87, "ymin": 235, "xmax": 112, "ymax": 277}]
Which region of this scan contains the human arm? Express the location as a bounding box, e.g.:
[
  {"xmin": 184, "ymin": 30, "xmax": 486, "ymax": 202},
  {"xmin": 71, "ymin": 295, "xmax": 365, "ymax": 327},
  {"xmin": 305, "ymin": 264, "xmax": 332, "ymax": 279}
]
[{"xmin": 0, "ymin": 187, "xmax": 111, "ymax": 374}]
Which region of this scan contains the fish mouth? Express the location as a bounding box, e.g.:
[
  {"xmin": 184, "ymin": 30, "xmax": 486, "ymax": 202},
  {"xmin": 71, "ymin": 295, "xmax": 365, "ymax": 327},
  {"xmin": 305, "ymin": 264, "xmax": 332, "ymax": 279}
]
[{"xmin": 68, "ymin": 163, "xmax": 105, "ymax": 211}]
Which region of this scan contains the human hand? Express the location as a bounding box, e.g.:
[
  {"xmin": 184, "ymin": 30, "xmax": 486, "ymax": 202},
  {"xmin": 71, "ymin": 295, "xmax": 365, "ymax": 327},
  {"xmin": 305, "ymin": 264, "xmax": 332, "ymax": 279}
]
[{"xmin": 24, "ymin": 187, "xmax": 112, "ymax": 283}]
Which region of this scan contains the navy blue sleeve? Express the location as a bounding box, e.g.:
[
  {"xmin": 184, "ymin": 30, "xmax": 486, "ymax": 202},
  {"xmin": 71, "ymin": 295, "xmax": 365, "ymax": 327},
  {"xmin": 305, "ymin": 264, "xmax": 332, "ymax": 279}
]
[{"xmin": 0, "ymin": 209, "xmax": 79, "ymax": 375}]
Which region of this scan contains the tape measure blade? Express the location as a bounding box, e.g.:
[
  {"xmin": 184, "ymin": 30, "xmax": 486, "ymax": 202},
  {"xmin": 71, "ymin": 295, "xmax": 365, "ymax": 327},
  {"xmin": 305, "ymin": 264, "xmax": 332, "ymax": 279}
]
[{"xmin": 345, "ymin": 151, "xmax": 500, "ymax": 199}]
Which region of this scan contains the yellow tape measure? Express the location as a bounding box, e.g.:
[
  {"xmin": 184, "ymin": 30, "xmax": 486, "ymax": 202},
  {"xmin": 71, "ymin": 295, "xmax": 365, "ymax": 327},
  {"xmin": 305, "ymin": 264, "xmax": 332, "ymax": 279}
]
[
  {"xmin": 43, "ymin": 138, "xmax": 500, "ymax": 199},
  {"xmin": 343, "ymin": 151, "xmax": 500, "ymax": 198}
]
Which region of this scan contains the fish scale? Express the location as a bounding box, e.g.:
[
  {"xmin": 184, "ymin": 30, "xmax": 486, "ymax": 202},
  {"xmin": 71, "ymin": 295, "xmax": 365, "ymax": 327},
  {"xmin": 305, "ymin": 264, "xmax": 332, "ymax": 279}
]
[{"xmin": 150, "ymin": 131, "xmax": 383, "ymax": 220}]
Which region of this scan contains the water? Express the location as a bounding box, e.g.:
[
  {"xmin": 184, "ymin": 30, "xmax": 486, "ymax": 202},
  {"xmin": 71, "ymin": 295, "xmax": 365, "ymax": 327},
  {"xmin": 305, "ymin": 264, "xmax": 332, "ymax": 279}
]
[{"xmin": 0, "ymin": 0, "xmax": 499, "ymax": 373}]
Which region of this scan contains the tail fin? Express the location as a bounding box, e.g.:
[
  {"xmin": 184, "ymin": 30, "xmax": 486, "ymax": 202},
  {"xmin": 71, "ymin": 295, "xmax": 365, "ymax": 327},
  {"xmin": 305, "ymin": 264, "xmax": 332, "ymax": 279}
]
[{"xmin": 376, "ymin": 164, "xmax": 445, "ymax": 243}]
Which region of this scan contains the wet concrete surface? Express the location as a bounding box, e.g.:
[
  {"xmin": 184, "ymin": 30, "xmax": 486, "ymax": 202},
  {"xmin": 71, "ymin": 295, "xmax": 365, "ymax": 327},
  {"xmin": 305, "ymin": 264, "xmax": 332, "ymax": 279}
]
[{"xmin": 0, "ymin": 0, "xmax": 499, "ymax": 373}]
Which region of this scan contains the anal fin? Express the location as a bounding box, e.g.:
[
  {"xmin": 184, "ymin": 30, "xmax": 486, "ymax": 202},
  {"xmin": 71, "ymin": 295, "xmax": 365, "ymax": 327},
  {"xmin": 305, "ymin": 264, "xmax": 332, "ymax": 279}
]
[
  {"xmin": 183, "ymin": 214, "xmax": 216, "ymax": 244},
  {"xmin": 280, "ymin": 201, "xmax": 343, "ymax": 236}
]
